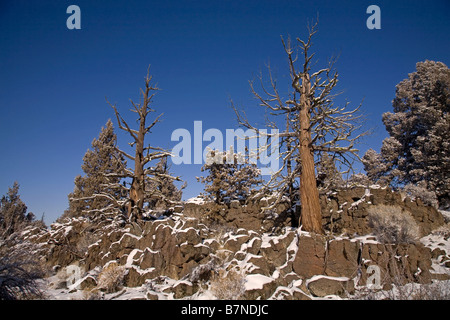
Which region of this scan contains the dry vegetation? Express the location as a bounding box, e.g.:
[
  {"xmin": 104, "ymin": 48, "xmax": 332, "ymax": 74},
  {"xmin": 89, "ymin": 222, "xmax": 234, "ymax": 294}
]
[
  {"xmin": 96, "ymin": 262, "xmax": 126, "ymax": 293},
  {"xmin": 368, "ymin": 205, "xmax": 420, "ymax": 244},
  {"xmin": 210, "ymin": 269, "xmax": 246, "ymax": 300}
]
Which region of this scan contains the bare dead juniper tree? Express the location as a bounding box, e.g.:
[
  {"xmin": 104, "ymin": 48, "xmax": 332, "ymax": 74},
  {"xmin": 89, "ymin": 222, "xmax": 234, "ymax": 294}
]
[
  {"xmin": 107, "ymin": 67, "xmax": 182, "ymax": 221},
  {"xmin": 233, "ymin": 22, "xmax": 366, "ymax": 234}
]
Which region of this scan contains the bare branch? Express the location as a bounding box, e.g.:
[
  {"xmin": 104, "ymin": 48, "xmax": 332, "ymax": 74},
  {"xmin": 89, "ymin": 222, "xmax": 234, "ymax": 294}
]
[{"xmin": 107, "ymin": 99, "xmax": 139, "ymax": 141}]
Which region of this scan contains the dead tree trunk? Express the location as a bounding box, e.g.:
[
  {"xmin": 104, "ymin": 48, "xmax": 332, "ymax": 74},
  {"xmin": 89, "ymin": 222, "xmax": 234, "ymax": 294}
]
[
  {"xmin": 233, "ymin": 21, "xmax": 367, "ymax": 234},
  {"xmin": 109, "ymin": 67, "xmax": 179, "ymax": 221},
  {"xmin": 298, "ymin": 73, "xmax": 322, "ymax": 233}
]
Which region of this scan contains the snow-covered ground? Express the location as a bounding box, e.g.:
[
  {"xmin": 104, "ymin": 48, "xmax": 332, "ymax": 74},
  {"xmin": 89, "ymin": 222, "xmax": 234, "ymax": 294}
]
[{"xmin": 35, "ymin": 209, "xmax": 450, "ymax": 300}]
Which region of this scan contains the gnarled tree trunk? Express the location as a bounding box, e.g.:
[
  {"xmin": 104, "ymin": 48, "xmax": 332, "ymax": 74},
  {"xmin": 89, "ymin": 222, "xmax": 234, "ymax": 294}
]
[{"xmin": 298, "ymin": 73, "xmax": 323, "ymax": 233}]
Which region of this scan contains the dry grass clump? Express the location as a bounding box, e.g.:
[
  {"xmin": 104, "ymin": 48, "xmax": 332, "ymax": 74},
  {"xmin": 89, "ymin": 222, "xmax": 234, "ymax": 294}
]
[
  {"xmin": 96, "ymin": 262, "xmax": 126, "ymax": 293},
  {"xmin": 0, "ymin": 240, "xmax": 45, "ymax": 300},
  {"xmin": 368, "ymin": 205, "xmax": 420, "ymax": 244},
  {"xmin": 210, "ymin": 269, "xmax": 246, "ymax": 300},
  {"xmin": 81, "ymin": 289, "xmax": 103, "ymax": 300},
  {"xmin": 409, "ymin": 281, "xmax": 450, "ymax": 300},
  {"xmin": 353, "ymin": 281, "xmax": 450, "ymax": 300}
]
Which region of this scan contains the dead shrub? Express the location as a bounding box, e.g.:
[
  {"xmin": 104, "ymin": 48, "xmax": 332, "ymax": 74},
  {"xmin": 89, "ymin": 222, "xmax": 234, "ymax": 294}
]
[
  {"xmin": 368, "ymin": 205, "xmax": 420, "ymax": 244},
  {"xmin": 410, "ymin": 281, "xmax": 450, "ymax": 300},
  {"xmin": 210, "ymin": 269, "xmax": 246, "ymax": 300},
  {"xmin": 0, "ymin": 239, "xmax": 45, "ymax": 300},
  {"xmin": 96, "ymin": 262, "xmax": 126, "ymax": 293}
]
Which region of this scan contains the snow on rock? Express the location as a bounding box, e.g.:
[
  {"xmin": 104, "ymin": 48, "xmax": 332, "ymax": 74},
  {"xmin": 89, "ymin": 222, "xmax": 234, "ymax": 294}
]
[
  {"xmin": 331, "ymin": 234, "xmax": 380, "ymax": 245},
  {"xmin": 349, "ymin": 188, "xmax": 371, "ymax": 209},
  {"xmin": 186, "ymin": 196, "xmax": 205, "ymax": 205},
  {"xmin": 125, "ymin": 249, "xmax": 143, "ymax": 268},
  {"xmin": 245, "ymin": 274, "xmax": 274, "ymax": 291},
  {"xmin": 305, "ymin": 274, "xmax": 351, "ymax": 286},
  {"xmin": 439, "ymin": 210, "xmax": 450, "ymax": 222},
  {"xmin": 23, "ymin": 191, "xmax": 450, "ymax": 301},
  {"xmin": 420, "ymin": 226, "xmax": 450, "ymax": 278}
]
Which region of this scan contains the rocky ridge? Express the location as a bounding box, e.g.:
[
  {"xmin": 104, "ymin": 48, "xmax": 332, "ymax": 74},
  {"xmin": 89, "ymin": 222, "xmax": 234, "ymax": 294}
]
[{"xmin": 21, "ymin": 186, "xmax": 450, "ymax": 299}]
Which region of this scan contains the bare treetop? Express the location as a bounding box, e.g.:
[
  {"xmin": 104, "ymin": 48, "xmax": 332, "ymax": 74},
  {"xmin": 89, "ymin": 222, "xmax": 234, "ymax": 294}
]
[{"xmin": 107, "ymin": 67, "xmax": 182, "ymax": 221}]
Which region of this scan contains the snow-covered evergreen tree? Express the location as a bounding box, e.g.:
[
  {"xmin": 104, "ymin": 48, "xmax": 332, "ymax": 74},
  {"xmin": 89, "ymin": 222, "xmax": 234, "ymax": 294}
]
[
  {"xmin": 316, "ymin": 152, "xmax": 344, "ymax": 190},
  {"xmin": 0, "ymin": 183, "xmax": 45, "ymax": 300},
  {"xmin": 197, "ymin": 149, "xmax": 261, "ymax": 204},
  {"xmin": 0, "ymin": 182, "xmax": 40, "ymax": 237},
  {"xmin": 67, "ymin": 119, "xmax": 127, "ymax": 218},
  {"xmin": 362, "ymin": 148, "xmax": 391, "ymax": 186},
  {"xmin": 145, "ymin": 156, "xmax": 185, "ymax": 209},
  {"xmin": 363, "ymin": 60, "xmax": 450, "ymax": 207}
]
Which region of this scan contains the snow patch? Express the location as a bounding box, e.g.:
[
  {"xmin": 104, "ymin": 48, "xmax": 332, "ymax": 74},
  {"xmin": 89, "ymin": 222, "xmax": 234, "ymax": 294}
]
[
  {"xmin": 186, "ymin": 197, "xmax": 205, "ymax": 205},
  {"xmin": 305, "ymin": 275, "xmax": 351, "ymax": 286},
  {"xmin": 245, "ymin": 274, "xmax": 273, "ymax": 291},
  {"xmin": 125, "ymin": 249, "xmax": 143, "ymax": 268}
]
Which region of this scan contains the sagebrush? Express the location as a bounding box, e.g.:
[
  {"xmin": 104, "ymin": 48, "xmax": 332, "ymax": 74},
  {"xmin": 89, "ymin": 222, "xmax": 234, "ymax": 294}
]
[
  {"xmin": 367, "ymin": 205, "xmax": 420, "ymax": 244},
  {"xmin": 96, "ymin": 262, "xmax": 126, "ymax": 293}
]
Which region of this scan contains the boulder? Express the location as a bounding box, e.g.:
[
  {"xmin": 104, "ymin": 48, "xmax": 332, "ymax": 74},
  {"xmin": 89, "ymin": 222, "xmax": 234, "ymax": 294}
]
[
  {"xmin": 246, "ymin": 237, "xmax": 262, "ymax": 255},
  {"xmin": 307, "ymin": 276, "xmax": 355, "ymax": 297},
  {"xmin": 292, "ymin": 289, "xmax": 311, "ymax": 300},
  {"xmin": 270, "ymin": 287, "xmax": 311, "ymax": 300},
  {"xmin": 403, "ymin": 199, "xmax": 445, "ymax": 235},
  {"xmin": 244, "ymin": 274, "xmax": 277, "ymax": 299},
  {"xmin": 171, "ymin": 280, "xmax": 198, "ymax": 299},
  {"xmin": 358, "ymin": 242, "xmax": 433, "ymax": 286},
  {"xmin": 146, "ymin": 291, "xmax": 159, "ymax": 300},
  {"xmin": 431, "ymin": 248, "xmax": 446, "ymax": 259},
  {"xmin": 173, "ymin": 205, "xmax": 184, "ymax": 213},
  {"xmin": 224, "ymin": 234, "xmax": 250, "ymax": 252},
  {"xmin": 79, "ymin": 275, "xmax": 97, "ymax": 290},
  {"xmin": 320, "ymin": 187, "xmax": 445, "ymax": 236},
  {"xmin": 325, "ymin": 239, "xmax": 359, "ymax": 278},
  {"xmin": 246, "ymin": 255, "xmax": 273, "ymax": 276},
  {"xmin": 260, "ymin": 232, "xmax": 296, "ymax": 267},
  {"xmin": 292, "ymin": 235, "xmax": 326, "ymax": 278},
  {"xmin": 125, "ymin": 266, "xmax": 157, "ymax": 287}
]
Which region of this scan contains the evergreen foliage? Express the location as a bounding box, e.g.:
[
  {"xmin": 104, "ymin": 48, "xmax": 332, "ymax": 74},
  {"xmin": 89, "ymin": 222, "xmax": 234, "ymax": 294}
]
[
  {"xmin": 363, "ymin": 60, "xmax": 450, "ymax": 207},
  {"xmin": 197, "ymin": 149, "xmax": 261, "ymax": 204},
  {"xmin": 66, "ymin": 119, "xmax": 127, "ymax": 218}
]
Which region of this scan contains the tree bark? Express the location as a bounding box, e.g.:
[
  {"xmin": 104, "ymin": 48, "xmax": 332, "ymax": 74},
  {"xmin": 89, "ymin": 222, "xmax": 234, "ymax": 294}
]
[
  {"xmin": 129, "ymin": 113, "xmax": 147, "ymax": 219},
  {"xmin": 111, "ymin": 68, "xmax": 164, "ymax": 221},
  {"xmin": 232, "ymin": 23, "xmax": 365, "ymax": 234},
  {"xmin": 298, "ymin": 73, "xmax": 323, "ymax": 234}
]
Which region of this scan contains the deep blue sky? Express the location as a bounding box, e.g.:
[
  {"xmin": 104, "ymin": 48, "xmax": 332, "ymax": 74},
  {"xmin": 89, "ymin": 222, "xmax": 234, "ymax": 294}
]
[{"xmin": 1, "ymin": 0, "xmax": 449, "ymax": 225}]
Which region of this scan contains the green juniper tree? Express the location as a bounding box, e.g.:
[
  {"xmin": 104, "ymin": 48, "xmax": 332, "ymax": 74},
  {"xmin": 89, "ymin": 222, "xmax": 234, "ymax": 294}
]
[
  {"xmin": 198, "ymin": 149, "xmax": 261, "ymax": 204},
  {"xmin": 0, "ymin": 182, "xmax": 38, "ymax": 237},
  {"xmin": 363, "ymin": 60, "xmax": 450, "ymax": 207},
  {"xmin": 67, "ymin": 119, "xmax": 127, "ymax": 218}
]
